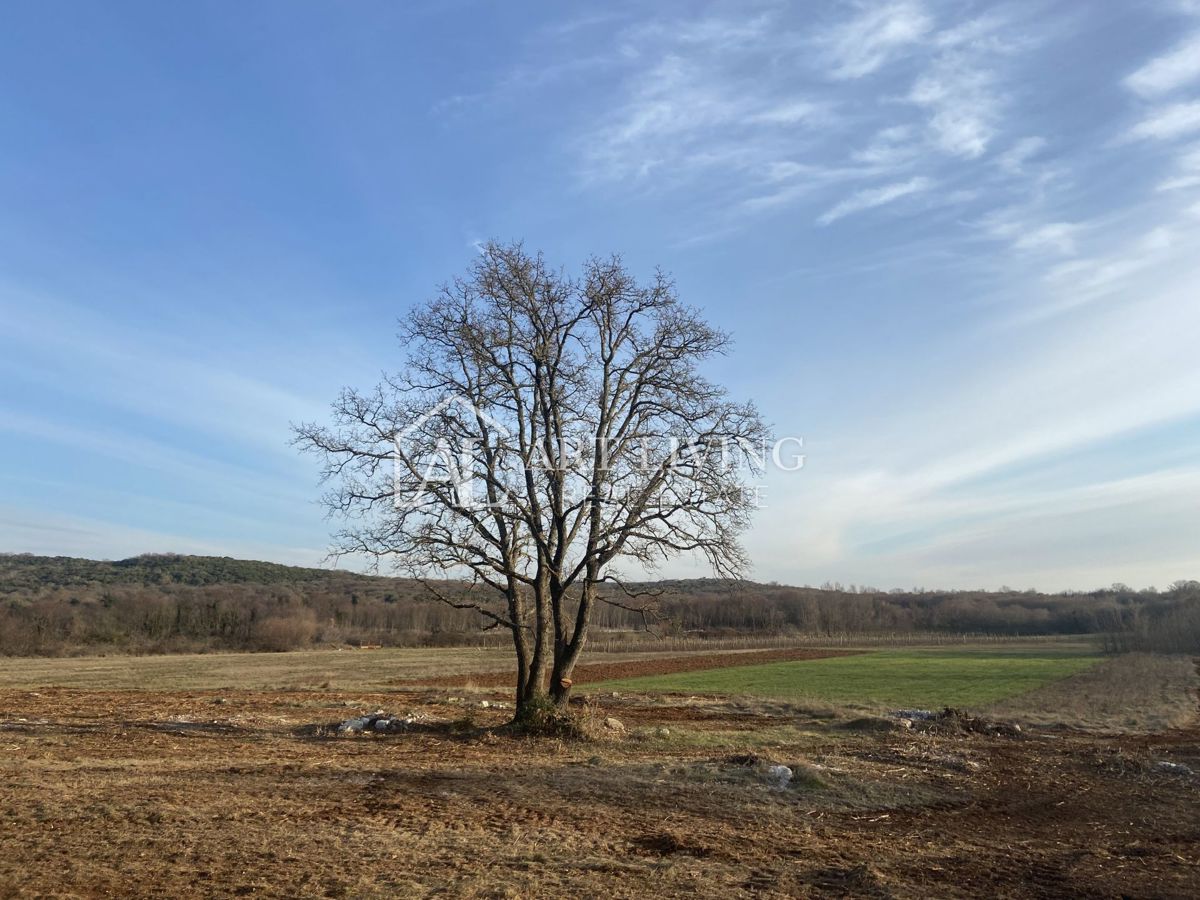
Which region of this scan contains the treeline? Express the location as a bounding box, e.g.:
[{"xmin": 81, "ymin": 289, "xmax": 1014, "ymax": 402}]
[
  {"xmin": 1, "ymin": 554, "xmax": 1197, "ymax": 656},
  {"xmin": 1101, "ymin": 582, "xmax": 1200, "ymax": 654},
  {"xmin": 0, "ymin": 554, "xmax": 476, "ymax": 655}
]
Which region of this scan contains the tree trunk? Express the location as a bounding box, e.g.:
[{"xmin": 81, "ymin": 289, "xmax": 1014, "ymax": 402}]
[{"xmin": 548, "ymin": 581, "xmax": 595, "ymax": 708}]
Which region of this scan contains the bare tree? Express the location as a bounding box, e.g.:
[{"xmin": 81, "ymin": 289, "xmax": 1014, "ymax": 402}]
[{"xmin": 294, "ymin": 242, "xmax": 770, "ymax": 718}]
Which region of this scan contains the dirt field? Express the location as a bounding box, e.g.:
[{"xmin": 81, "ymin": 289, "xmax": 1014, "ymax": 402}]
[
  {"xmin": 0, "ymin": 646, "xmax": 847, "ymax": 693},
  {"xmin": 401, "ymin": 647, "xmax": 861, "ymax": 688},
  {"xmin": 1, "ymin": 651, "xmax": 1197, "ymax": 898}
]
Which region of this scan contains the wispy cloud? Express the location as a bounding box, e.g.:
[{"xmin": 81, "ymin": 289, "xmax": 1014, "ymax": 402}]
[
  {"xmin": 852, "ymin": 124, "xmax": 921, "ymax": 166},
  {"xmin": 578, "ymin": 48, "xmax": 827, "ymax": 183},
  {"xmin": 757, "ymin": 230, "xmax": 1200, "ymax": 587},
  {"xmin": 817, "ymin": 176, "xmax": 933, "ymax": 225},
  {"xmin": 1157, "ymin": 142, "xmax": 1200, "ymax": 189},
  {"xmin": 995, "ymin": 135, "xmax": 1046, "ymax": 173},
  {"xmin": 1015, "ymin": 223, "xmax": 1081, "ymax": 254},
  {"xmin": 1039, "ymin": 225, "xmax": 1180, "ymax": 308},
  {"xmin": 815, "ymin": 0, "xmax": 933, "ymax": 79},
  {"xmin": 1127, "ymin": 101, "xmax": 1200, "ymax": 141},
  {"xmin": 1124, "ymin": 31, "xmax": 1200, "ymax": 96},
  {"xmin": 909, "ymin": 53, "xmax": 1001, "ymax": 158},
  {"xmin": 446, "ymin": 1, "xmax": 1048, "ymax": 240},
  {"xmin": 983, "ymin": 209, "xmax": 1083, "ymax": 255}
]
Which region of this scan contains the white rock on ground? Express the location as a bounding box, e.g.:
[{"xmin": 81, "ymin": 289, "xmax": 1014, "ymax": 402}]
[
  {"xmin": 890, "ymin": 709, "xmax": 935, "ymax": 720},
  {"xmin": 765, "ymin": 765, "xmax": 793, "ymax": 788},
  {"xmin": 337, "ymin": 713, "xmax": 420, "ymax": 735}
]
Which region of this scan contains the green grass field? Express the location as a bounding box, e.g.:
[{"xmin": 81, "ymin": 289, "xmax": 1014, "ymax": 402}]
[{"xmin": 595, "ymin": 647, "xmax": 1104, "ymax": 708}]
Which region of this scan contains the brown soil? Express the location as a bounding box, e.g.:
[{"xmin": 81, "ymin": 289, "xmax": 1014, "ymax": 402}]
[
  {"xmin": 1, "ymin": 674, "xmax": 1198, "ymax": 899},
  {"xmin": 398, "ymin": 646, "xmax": 861, "ymax": 688},
  {"xmin": 2, "ymin": 657, "xmax": 1200, "ymax": 900}
]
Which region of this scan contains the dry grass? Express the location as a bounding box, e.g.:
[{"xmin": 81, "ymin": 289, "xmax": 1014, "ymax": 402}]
[
  {"xmin": 0, "ymin": 647, "xmax": 727, "ymax": 693},
  {"xmin": 1, "ymin": 676, "xmax": 1198, "ymax": 898},
  {"xmin": 0, "ymin": 646, "xmax": 848, "ymax": 693},
  {"xmin": 0, "ymin": 643, "xmax": 1198, "ymax": 898},
  {"xmin": 0, "ymin": 647, "xmax": 525, "ymax": 691},
  {"xmin": 984, "ymin": 652, "xmax": 1199, "ymax": 731}
]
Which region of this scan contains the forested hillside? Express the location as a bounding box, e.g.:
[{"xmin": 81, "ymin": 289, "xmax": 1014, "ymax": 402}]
[{"xmin": 1, "ymin": 553, "xmax": 1195, "ymax": 656}]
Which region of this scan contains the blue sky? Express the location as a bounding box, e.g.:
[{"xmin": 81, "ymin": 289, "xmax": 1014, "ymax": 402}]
[{"xmin": 2, "ymin": 0, "xmax": 1199, "ymax": 590}]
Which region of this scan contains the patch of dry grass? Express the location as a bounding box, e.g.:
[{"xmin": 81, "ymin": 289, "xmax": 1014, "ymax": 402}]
[
  {"xmin": 2, "ymin": 675, "xmax": 1199, "ymax": 898},
  {"xmin": 984, "ymin": 652, "xmax": 1198, "ymax": 732},
  {"xmin": 0, "ymin": 647, "xmax": 522, "ymax": 692},
  {"xmin": 0, "ymin": 646, "xmax": 830, "ymax": 693}
]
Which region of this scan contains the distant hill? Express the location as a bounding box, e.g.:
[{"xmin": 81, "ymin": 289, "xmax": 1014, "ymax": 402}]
[
  {"xmin": 1, "ymin": 552, "xmax": 1195, "ymax": 657},
  {"xmin": 0, "ymin": 552, "xmax": 380, "ymax": 592}
]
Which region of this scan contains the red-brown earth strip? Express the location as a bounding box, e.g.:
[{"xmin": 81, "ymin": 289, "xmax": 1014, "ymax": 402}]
[{"xmin": 394, "ymin": 647, "xmax": 863, "ymax": 688}]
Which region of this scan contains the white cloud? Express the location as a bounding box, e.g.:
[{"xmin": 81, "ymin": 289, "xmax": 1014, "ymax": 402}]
[
  {"xmin": 751, "ymin": 232, "xmax": 1200, "ymax": 588},
  {"xmin": 1037, "ymin": 225, "xmax": 1178, "ymax": 305},
  {"xmin": 749, "ymin": 100, "xmax": 821, "ymax": 125},
  {"xmin": 817, "ymin": 176, "xmax": 933, "ymax": 225},
  {"xmin": 530, "ymin": 3, "xmax": 1038, "ymax": 236},
  {"xmin": 1125, "ymin": 32, "xmax": 1200, "ymax": 96},
  {"xmin": 0, "ymin": 291, "xmax": 323, "ymax": 458},
  {"xmin": 739, "ymin": 163, "xmax": 868, "ymax": 213},
  {"xmin": 996, "ymin": 136, "xmax": 1046, "ymax": 173},
  {"xmin": 672, "ymin": 14, "xmax": 774, "ymax": 50},
  {"xmin": 579, "ymin": 43, "xmax": 828, "ymax": 184},
  {"xmin": 1013, "ymin": 222, "xmax": 1081, "ymax": 254},
  {"xmin": 1157, "ymin": 142, "xmax": 1200, "ymax": 189},
  {"xmin": 983, "ymin": 207, "xmax": 1083, "ymax": 256},
  {"xmin": 1160, "ymin": 173, "xmax": 1200, "ymax": 191},
  {"xmin": 816, "ymin": 0, "xmax": 933, "ymax": 79},
  {"xmin": 909, "ymin": 55, "xmax": 999, "ymax": 158},
  {"xmin": 852, "ymin": 124, "xmax": 920, "ymax": 166},
  {"xmin": 1127, "ymin": 101, "xmax": 1200, "ymax": 141}
]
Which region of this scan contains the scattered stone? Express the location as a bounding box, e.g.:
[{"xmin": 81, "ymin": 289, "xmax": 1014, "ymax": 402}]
[
  {"xmin": 655, "ymin": 727, "xmax": 671, "ymax": 738},
  {"xmin": 1155, "ymin": 761, "xmax": 1194, "ymax": 776},
  {"xmin": 479, "ymin": 700, "xmax": 490, "ymax": 709},
  {"xmin": 337, "ymin": 712, "xmax": 421, "ymax": 736},
  {"xmin": 603, "ymin": 717, "xmax": 625, "ymax": 734},
  {"xmin": 337, "ymin": 716, "xmax": 369, "ymax": 735},
  {"xmin": 765, "ymin": 764, "xmax": 793, "ymax": 789},
  {"xmin": 211, "ymin": 697, "xmax": 227, "ymax": 705},
  {"xmin": 895, "ymin": 718, "xmax": 914, "ymax": 730},
  {"xmin": 890, "ymin": 709, "xmax": 936, "ymax": 721}
]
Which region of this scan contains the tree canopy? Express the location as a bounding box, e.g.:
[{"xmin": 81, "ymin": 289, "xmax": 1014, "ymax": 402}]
[{"xmin": 295, "ymin": 243, "xmax": 769, "ymax": 712}]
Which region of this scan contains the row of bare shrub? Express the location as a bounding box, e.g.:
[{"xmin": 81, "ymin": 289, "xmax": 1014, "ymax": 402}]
[
  {"xmin": 4, "ymin": 572, "xmax": 1196, "ymax": 656},
  {"xmin": 1101, "ymin": 581, "xmax": 1200, "ymax": 654}
]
